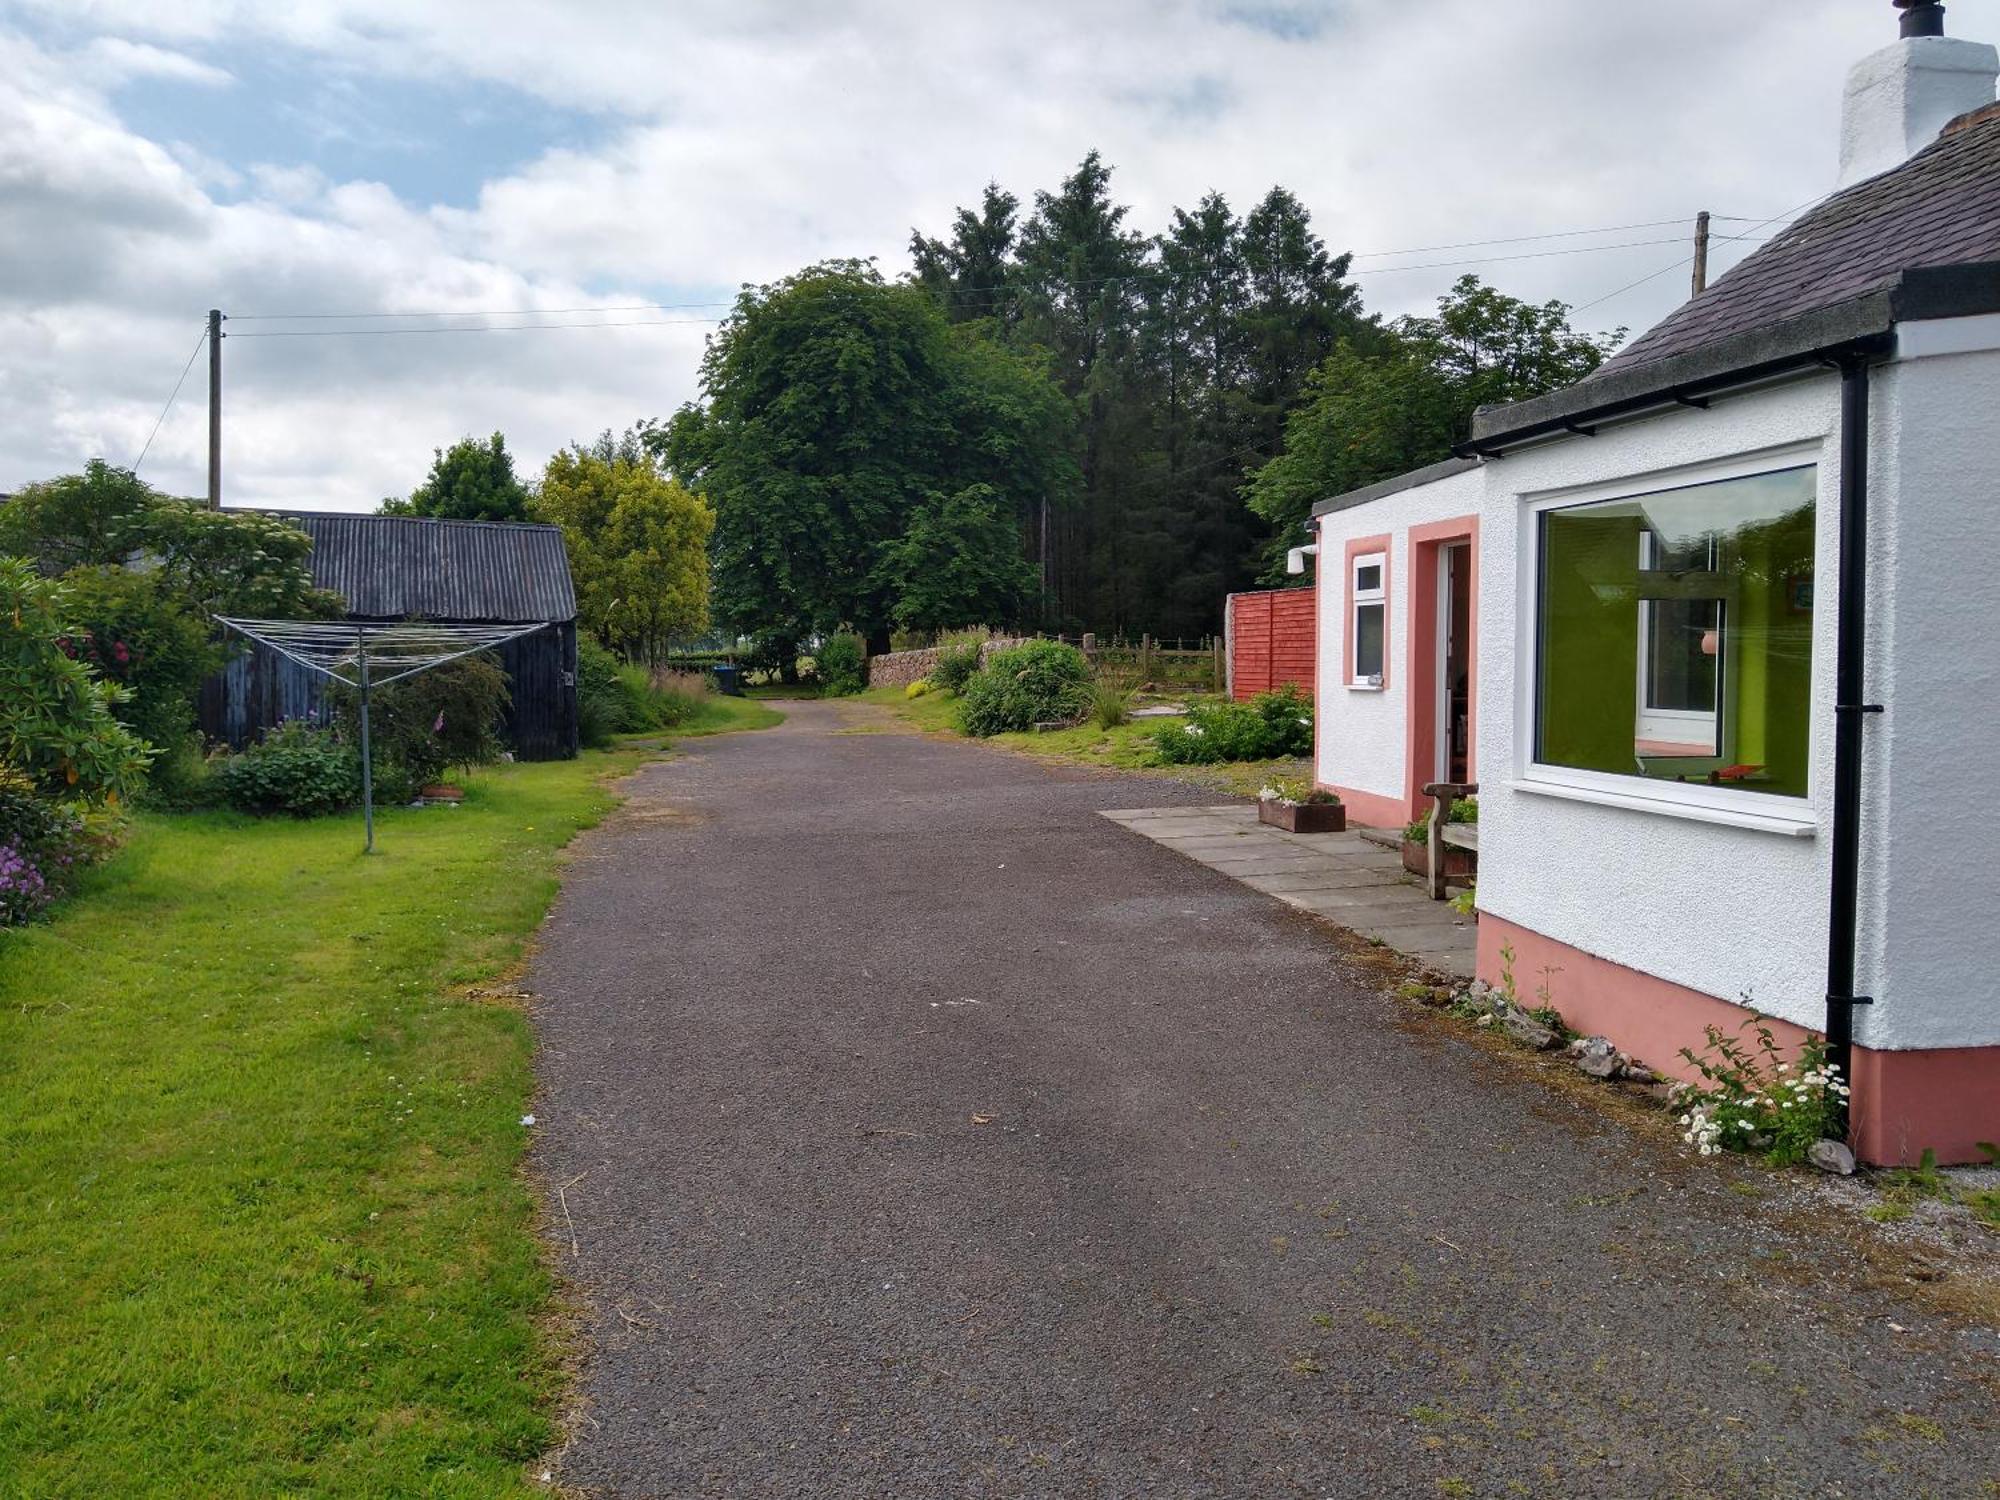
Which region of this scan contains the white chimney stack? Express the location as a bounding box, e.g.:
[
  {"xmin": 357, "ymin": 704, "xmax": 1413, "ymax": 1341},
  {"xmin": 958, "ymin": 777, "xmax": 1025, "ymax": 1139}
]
[{"xmin": 1838, "ymin": 2, "xmax": 1997, "ymax": 188}]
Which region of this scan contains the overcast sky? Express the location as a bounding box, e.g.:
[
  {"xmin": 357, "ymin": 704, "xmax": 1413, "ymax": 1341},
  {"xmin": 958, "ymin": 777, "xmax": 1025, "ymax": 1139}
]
[{"xmin": 0, "ymin": 0, "xmax": 1963, "ymax": 510}]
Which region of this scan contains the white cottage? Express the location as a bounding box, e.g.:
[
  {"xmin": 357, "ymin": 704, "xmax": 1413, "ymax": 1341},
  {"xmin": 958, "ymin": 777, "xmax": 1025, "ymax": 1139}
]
[{"xmin": 1312, "ymin": 2, "xmax": 2000, "ymax": 1165}]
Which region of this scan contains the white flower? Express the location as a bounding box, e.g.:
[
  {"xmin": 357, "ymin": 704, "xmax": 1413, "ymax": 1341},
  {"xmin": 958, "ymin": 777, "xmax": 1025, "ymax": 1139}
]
[
  {"xmin": 520, "ymin": 1114, "xmax": 537, "ymax": 1126},
  {"xmin": 1259, "ymin": 786, "xmax": 1279, "ymax": 800},
  {"xmin": 1183, "ymin": 724, "xmax": 1204, "ymax": 737},
  {"xmin": 1297, "ymin": 716, "xmax": 1311, "ymax": 727}
]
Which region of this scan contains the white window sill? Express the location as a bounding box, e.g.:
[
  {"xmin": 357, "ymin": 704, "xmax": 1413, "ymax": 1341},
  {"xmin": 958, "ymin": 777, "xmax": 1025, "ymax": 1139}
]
[
  {"xmin": 1508, "ymin": 775, "xmax": 1818, "ymax": 838},
  {"xmin": 1346, "ymin": 681, "xmax": 1385, "ymax": 693}
]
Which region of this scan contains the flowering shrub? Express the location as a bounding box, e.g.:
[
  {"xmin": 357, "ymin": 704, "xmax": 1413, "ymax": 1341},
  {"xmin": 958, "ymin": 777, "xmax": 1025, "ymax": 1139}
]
[
  {"xmin": 1672, "ymin": 1016, "xmax": 1849, "ymax": 1164},
  {"xmin": 218, "ymin": 721, "xmax": 361, "ymax": 818},
  {"xmin": 0, "ymin": 558, "xmax": 152, "ymax": 803},
  {"xmin": 0, "ymin": 843, "xmax": 49, "ymax": 925},
  {"xmin": 957, "ymin": 640, "xmax": 1092, "ymax": 736},
  {"xmin": 0, "ymin": 765, "xmax": 101, "ymax": 926},
  {"xmin": 1154, "ymin": 688, "xmax": 1314, "ymax": 765},
  {"xmin": 55, "ymin": 566, "xmax": 217, "ymax": 803}
]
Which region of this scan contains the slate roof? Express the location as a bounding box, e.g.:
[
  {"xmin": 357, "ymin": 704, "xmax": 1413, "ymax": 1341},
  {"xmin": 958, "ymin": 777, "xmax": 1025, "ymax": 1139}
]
[
  {"xmin": 1596, "ymin": 100, "xmax": 2000, "ymax": 379},
  {"xmin": 282, "ymin": 512, "xmax": 577, "ymax": 623},
  {"xmin": 1469, "ymin": 100, "xmax": 2000, "ymax": 449}
]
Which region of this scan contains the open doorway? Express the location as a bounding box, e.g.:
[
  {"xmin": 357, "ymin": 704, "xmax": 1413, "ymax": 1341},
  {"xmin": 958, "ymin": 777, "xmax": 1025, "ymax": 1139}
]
[{"xmin": 1437, "ymin": 542, "xmax": 1472, "ymax": 785}]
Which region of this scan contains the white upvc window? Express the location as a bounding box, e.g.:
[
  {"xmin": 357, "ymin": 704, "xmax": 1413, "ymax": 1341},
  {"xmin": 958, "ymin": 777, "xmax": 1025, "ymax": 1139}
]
[
  {"xmin": 1515, "ymin": 444, "xmax": 1823, "ymax": 837},
  {"xmin": 1351, "ymin": 551, "xmax": 1386, "ymax": 687}
]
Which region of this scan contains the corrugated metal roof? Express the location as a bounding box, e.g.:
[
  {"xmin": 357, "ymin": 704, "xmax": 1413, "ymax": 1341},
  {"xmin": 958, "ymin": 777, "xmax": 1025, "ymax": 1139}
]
[{"xmin": 280, "ymin": 512, "xmax": 577, "ymax": 623}]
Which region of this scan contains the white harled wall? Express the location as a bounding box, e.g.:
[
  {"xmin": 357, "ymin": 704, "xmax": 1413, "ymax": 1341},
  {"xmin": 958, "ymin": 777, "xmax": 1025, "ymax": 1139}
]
[
  {"xmin": 1312, "ymin": 465, "xmax": 1481, "ymax": 816},
  {"xmin": 1863, "ymin": 324, "xmax": 2000, "ymax": 1050},
  {"xmin": 1474, "ymin": 379, "xmax": 1846, "ymax": 1041}
]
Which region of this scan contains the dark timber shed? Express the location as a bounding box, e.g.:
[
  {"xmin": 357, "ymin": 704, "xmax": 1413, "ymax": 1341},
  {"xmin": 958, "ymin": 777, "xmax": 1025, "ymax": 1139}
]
[{"xmin": 201, "ymin": 512, "xmax": 580, "ymax": 760}]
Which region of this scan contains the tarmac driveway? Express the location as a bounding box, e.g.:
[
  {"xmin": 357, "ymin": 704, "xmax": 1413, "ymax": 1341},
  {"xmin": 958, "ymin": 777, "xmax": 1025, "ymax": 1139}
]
[{"xmin": 528, "ymin": 699, "xmax": 1998, "ymax": 1498}]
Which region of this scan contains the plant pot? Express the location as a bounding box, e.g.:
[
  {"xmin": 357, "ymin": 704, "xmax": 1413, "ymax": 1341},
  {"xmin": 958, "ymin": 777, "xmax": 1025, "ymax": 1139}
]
[
  {"xmin": 1259, "ymin": 798, "xmax": 1345, "ymax": 834},
  {"xmin": 1402, "ymin": 838, "xmax": 1475, "ymax": 881}
]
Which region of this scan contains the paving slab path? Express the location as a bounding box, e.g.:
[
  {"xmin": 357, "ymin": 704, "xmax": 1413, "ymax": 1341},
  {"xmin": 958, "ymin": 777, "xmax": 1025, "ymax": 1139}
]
[{"xmin": 529, "ymin": 700, "xmax": 1999, "ymax": 1499}]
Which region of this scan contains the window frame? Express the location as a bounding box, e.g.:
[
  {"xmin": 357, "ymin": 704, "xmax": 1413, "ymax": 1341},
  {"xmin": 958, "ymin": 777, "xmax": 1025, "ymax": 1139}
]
[
  {"xmin": 1515, "ymin": 445, "xmax": 1822, "ymax": 837},
  {"xmin": 1349, "ymin": 548, "xmax": 1388, "ymax": 689}
]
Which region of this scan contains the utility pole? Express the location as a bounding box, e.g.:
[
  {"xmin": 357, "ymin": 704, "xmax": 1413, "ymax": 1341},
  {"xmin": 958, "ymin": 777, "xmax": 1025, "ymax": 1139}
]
[
  {"xmin": 206, "ymin": 308, "xmax": 223, "ymax": 509},
  {"xmin": 1690, "ymin": 211, "xmax": 1712, "ymax": 297}
]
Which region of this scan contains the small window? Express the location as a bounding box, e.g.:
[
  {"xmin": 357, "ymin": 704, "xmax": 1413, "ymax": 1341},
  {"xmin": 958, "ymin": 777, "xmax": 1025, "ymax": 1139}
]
[{"xmin": 1351, "ymin": 552, "xmax": 1386, "ymax": 686}]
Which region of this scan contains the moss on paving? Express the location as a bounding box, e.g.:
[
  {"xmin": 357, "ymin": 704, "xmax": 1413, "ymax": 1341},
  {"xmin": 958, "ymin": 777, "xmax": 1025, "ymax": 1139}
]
[{"xmin": 0, "ymin": 748, "xmax": 653, "ymax": 1496}]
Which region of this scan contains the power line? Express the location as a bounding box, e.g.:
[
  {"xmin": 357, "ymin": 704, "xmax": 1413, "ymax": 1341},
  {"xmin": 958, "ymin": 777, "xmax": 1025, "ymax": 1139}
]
[
  {"xmin": 1573, "ymin": 197, "xmax": 1822, "ymax": 315},
  {"xmin": 226, "ymin": 231, "xmax": 1782, "ymax": 339},
  {"xmin": 228, "ymin": 300, "xmax": 732, "ymax": 322},
  {"xmin": 1346, "ymin": 215, "xmax": 1760, "ymax": 259},
  {"xmin": 225, "ymin": 212, "xmax": 1782, "ymax": 326},
  {"xmin": 228, "ymin": 318, "xmax": 728, "ymax": 340},
  {"xmin": 131, "ymin": 323, "xmax": 209, "ymax": 473}
]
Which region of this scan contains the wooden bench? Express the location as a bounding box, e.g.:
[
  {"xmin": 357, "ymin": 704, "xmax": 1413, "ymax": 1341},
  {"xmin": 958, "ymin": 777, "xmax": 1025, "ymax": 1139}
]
[{"xmin": 1419, "ymin": 781, "xmax": 1478, "ymax": 900}]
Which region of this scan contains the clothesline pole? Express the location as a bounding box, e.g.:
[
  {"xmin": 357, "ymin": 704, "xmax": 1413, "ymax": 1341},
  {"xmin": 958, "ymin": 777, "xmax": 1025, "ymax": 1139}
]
[{"xmin": 357, "ymin": 626, "xmax": 375, "ymax": 853}]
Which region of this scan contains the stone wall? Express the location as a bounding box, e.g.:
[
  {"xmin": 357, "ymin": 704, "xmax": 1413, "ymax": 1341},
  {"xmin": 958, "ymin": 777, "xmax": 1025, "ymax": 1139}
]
[{"xmin": 865, "ymin": 637, "xmax": 1027, "ymax": 689}]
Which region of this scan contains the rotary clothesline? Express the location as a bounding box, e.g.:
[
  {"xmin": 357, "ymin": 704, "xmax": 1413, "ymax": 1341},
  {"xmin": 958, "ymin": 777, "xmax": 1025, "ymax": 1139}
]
[
  {"xmin": 214, "ymin": 617, "xmax": 554, "ymax": 851},
  {"xmin": 214, "ymin": 617, "xmax": 547, "ymax": 687}
]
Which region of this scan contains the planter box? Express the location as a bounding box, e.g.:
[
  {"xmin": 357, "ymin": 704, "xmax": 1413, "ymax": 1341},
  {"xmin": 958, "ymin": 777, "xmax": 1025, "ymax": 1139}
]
[
  {"xmin": 1259, "ymin": 798, "xmax": 1346, "ymax": 834},
  {"xmin": 1402, "ymin": 837, "xmax": 1475, "ymax": 882}
]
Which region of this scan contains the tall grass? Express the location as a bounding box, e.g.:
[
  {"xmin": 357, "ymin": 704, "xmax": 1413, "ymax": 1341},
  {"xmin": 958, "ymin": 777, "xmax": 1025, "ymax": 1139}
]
[
  {"xmin": 648, "ymin": 667, "xmax": 711, "ymax": 726},
  {"xmin": 1090, "ymin": 677, "xmax": 1135, "ymax": 729}
]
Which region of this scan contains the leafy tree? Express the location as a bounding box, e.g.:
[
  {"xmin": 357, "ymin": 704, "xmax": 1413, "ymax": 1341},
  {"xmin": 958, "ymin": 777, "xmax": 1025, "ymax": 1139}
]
[
  {"xmin": 1246, "ymin": 276, "xmax": 1615, "ymax": 575},
  {"xmin": 0, "ymin": 460, "xmax": 338, "ymax": 619},
  {"xmin": 875, "ymin": 484, "xmax": 1037, "ymax": 634},
  {"xmin": 908, "ymin": 163, "xmax": 1369, "ymax": 638},
  {"xmin": 664, "ymin": 262, "xmax": 1076, "ymax": 654},
  {"xmin": 536, "ymin": 435, "xmax": 714, "ymax": 665},
  {"xmin": 396, "ymin": 432, "xmax": 532, "ymax": 521},
  {"xmin": 910, "ymin": 183, "xmax": 1020, "ymax": 328}
]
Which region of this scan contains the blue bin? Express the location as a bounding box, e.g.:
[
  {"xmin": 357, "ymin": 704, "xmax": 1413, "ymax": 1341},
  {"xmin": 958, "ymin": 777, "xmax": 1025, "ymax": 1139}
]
[{"xmin": 711, "ymin": 663, "xmax": 744, "ymax": 696}]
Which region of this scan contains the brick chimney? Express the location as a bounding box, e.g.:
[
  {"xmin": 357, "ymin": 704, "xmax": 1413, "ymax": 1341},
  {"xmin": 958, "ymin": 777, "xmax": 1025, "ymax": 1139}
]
[{"xmin": 1838, "ymin": 1, "xmax": 1997, "ymax": 187}]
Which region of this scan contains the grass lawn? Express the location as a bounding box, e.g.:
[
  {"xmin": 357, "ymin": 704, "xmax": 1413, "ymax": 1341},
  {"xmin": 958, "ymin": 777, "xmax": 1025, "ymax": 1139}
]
[
  {"xmin": 669, "ymin": 693, "xmax": 787, "ymax": 737},
  {"xmin": 857, "ymin": 685, "xmax": 1309, "ymax": 799},
  {"xmin": 0, "ymin": 745, "xmax": 659, "ymax": 1496}
]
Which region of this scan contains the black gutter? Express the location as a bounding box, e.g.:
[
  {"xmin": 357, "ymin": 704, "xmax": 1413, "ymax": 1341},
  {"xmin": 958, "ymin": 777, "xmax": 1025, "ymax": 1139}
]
[
  {"xmin": 1825, "ymin": 353, "xmax": 1883, "ymax": 1135},
  {"xmin": 1455, "ymin": 331, "xmax": 1892, "ymax": 459}
]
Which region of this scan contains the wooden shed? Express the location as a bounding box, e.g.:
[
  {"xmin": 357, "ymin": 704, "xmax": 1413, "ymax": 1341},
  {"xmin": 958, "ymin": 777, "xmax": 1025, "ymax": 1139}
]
[{"xmin": 201, "ymin": 512, "xmax": 580, "ymax": 760}]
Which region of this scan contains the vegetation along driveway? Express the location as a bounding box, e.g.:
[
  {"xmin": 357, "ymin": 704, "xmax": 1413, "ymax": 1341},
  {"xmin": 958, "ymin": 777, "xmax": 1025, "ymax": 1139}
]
[{"xmin": 528, "ymin": 700, "xmax": 1998, "ymax": 1498}]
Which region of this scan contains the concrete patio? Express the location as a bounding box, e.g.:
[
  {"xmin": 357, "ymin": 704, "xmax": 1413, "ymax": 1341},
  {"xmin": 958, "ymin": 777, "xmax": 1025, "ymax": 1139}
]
[{"xmin": 1099, "ymin": 802, "xmax": 1478, "ymax": 976}]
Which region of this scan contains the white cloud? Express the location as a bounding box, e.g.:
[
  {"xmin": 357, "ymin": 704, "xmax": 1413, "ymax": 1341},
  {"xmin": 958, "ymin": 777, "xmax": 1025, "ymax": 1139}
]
[
  {"xmin": 79, "ymin": 35, "xmax": 233, "ymax": 88},
  {"xmin": 0, "ymin": 0, "xmax": 1943, "ymax": 509}
]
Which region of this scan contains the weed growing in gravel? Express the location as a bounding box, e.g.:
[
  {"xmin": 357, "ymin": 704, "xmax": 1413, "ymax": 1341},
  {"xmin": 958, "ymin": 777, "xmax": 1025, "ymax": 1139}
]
[{"xmin": 1671, "ymin": 1013, "xmax": 1847, "ymax": 1163}]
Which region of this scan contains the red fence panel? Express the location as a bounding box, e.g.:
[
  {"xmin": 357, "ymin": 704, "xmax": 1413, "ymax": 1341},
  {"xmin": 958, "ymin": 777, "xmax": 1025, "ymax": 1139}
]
[{"xmin": 1227, "ymin": 587, "xmax": 1316, "ymax": 702}]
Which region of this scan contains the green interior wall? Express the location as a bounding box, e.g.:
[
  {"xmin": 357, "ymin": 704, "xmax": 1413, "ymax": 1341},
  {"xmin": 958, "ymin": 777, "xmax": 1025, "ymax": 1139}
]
[
  {"xmin": 1537, "ymin": 512, "xmax": 1641, "ymax": 770},
  {"xmin": 1537, "ymin": 493, "xmax": 1814, "ymax": 798}
]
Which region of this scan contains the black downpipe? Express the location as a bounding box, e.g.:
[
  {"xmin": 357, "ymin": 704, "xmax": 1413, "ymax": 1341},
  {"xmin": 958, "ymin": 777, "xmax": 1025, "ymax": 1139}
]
[{"xmin": 1825, "ymin": 354, "xmax": 1881, "ymax": 1136}]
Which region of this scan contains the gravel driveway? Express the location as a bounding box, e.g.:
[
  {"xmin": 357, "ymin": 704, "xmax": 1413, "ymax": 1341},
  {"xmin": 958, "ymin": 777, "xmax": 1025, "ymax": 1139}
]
[{"xmin": 529, "ymin": 699, "xmax": 1999, "ymax": 1498}]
